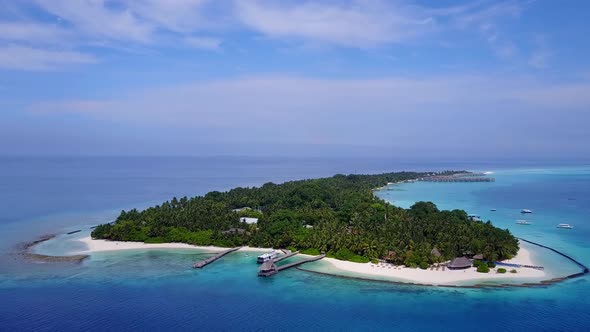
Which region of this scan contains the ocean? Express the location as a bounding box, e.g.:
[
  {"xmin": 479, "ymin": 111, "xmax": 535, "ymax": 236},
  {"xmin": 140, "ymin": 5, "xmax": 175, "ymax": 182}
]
[{"xmin": 1, "ymin": 157, "xmax": 589, "ymax": 331}]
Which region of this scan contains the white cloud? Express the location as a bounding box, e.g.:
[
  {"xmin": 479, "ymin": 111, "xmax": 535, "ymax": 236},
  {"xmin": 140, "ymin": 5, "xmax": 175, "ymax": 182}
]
[
  {"xmin": 0, "ymin": 45, "xmax": 97, "ymax": 70},
  {"xmin": 124, "ymin": 0, "xmax": 211, "ymax": 32},
  {"xmin": 23, "ymin": 75, "xmax": 590, "ymax": 150},
  {"xmin": 0, "ymin": 22, "xmax": 72, "ymax": 44},
  {"xmin": 34, "ymin": 0, "xmax": 154, "ymax": 43},
  {"xmin": 234, "ymin": 0, "xmax": 435, "ymax": 48},
  {"xmin": 27, "ymin": 74, "xmax": 590, "ymax": 123},
  {"xmin": 0, "ymin": 0, "xmax": 216, "ymax": 70},
  {"xmin": 0, "ymin": 0, "xmax": 536, "ymax": 71},
  {"xmin": 33, "ymin": 0, "xmax": 215, "ymax": 43},
  {"xmin": 447, "ymin": 1, "xmax": 530, "ymax": 59},
  {"xmin": 232, "ymin": 0, "xmax": 533, "ymax": 54},
  {"xmin": 184, "ymin": 36, "xmax": 222, "ymax": 50},
  {"xmin": 451, "ymin": 1, "xmax": 525, "ymax": 28}
]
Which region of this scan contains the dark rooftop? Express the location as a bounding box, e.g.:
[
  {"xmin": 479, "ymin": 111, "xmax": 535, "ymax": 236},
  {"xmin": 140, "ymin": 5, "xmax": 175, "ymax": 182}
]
[
  {"xmin": 448, "ymin": 256, "xmax": 471, "ymax": 269},
  {"xmin": 259, "ymin": 260, "xmax": 277, "ymax": 272}
]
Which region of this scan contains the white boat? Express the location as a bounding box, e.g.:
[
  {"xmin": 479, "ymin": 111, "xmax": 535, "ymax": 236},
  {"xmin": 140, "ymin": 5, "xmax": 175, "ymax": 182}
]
[
  {"xmin": 516, "ymin": 220, "xmax": 531, "ymax": 225},
  {"xmin": 521, "ymin": 209, "xmax": 533, "ymax": 214},
  {"xmin": 257, "ymin": 250, "xmax": 278, "ymax": 263},
  {"xmin": 557, "ymin": 224, "xmax": 573, "ymax": 229}
]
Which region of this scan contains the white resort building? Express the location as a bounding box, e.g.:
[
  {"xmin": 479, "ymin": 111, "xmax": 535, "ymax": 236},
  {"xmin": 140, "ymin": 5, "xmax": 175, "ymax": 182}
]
[{"xmin": 240, "ymin": 217, "xmax": 258, "ymax": 224}]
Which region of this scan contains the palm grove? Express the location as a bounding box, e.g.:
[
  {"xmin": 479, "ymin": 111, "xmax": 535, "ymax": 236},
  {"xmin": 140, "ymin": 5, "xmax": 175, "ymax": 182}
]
[{"xmin": 92, "ymin": 172, "xmax": 519, "ymax": 267}]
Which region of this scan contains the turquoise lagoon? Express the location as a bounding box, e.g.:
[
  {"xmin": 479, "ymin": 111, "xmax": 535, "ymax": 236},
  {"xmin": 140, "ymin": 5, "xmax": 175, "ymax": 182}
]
[{"xmin": 1, "ymin": 158, "xmax": 589, "ymax": 331}]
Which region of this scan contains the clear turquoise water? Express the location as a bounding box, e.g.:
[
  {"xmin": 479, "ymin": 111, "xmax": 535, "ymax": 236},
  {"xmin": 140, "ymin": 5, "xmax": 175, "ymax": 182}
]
[
  {"xmin": 1, "ymin": 158, "xmax": 589, "ymax": 331},
  {"xmin": 377, "ymin": 167, "xmax": 590, "ymax": 278}
]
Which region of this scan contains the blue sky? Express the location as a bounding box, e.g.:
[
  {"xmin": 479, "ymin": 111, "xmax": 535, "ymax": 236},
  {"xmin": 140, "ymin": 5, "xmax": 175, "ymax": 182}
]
[{"xmin": 1, "ymin": 0, "xmax": 589, "ymax": 159}]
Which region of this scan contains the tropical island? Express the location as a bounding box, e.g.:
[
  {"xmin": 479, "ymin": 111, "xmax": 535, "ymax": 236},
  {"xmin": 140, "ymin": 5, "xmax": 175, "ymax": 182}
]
[{"xmin": 91, "ymin": 171, "xmax": 520, "ymax": 269}]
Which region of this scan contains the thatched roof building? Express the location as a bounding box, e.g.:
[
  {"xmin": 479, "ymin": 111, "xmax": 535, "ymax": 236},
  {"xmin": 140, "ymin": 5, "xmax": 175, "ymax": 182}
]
[
  {"xmin": 473, "ymin": 254, "xmax": 484, "ymax": 260},
  {"xmin": 258, "ymin": 260, "xmax": 278, "ymax": 277},
  {"xmin": 448, "ymin": 256, "xmax": 471, "ymax": 270},
  {"xmin": 259, "ymin": 260, "xmax": 276, "ymax": 271}
]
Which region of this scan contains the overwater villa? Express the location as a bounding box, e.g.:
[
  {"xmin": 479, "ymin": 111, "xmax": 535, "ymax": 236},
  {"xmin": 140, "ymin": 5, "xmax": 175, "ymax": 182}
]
[
  {"xmin": 258, "ymin": 260, "xmax": 278, "ymax": 277},
  {"xmin": 448, "ymin": 257, "xmax": 472, "ymax": 270}
]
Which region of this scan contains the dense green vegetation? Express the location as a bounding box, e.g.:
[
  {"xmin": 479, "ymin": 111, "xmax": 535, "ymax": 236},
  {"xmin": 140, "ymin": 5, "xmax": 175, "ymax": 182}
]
[
  {"xmin": 477, "ymin": 264, "xmax": 490, "ymax": 273},
  {"xmin": 92, "ymin": 171, "xmax": 519, "ymax": 266},
  {"xmin": 497, "ymin": 268, "xmax": 507, "ymax": 274}
]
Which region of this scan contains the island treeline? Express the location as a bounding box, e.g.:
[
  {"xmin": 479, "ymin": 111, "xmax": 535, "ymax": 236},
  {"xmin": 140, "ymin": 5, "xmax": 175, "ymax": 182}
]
[{"xmin": 92, "ymin": 171, "xmax": 518, "ymax": 266}]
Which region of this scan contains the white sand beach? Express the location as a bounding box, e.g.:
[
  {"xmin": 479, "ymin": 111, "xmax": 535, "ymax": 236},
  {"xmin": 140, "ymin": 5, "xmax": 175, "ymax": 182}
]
[
  {"xmin": 74, "ymin": 236, "xmax": 545, "ymax": 285},
  {"xmin": 73, "ymin": 236, "xmax": 277, "ymax": 254},
  {"xmin": 321, "ymin": 246, "xmax": 545, "ymax": 285}
]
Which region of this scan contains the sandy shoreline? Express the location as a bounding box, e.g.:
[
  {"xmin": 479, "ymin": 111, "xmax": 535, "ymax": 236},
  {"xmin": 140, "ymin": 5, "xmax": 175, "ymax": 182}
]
[
  {"xmin": 320, "ymin": 246, "xmax": 545, "ymax": 285},
  {"xmin": 72, "ymin": 237, "xmax": 546, "ymax": 285},
  {"xmin": 73, "ymin": 236, "xmax": 277, "ymax": 254}
]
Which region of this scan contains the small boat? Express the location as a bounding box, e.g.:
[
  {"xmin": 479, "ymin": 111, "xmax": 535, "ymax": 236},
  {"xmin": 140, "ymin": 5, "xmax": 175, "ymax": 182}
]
[
  {"xmin": 557, "ymin": 224, "xmax": 573, "ymax": 229},
  {"xmin": 257, "ymin": 250, "xmax": 278, "ymax": 263},
  {"xmin": 490, "ymin": 209, "xmax": 497, "ymax": 212},
  {"xmin": 521, "ymin": 209, "xmax": 533, "ymax": 214},
  {"xmin": 516, "ymin": 220, "xmax": 531, "ymax": 225}
]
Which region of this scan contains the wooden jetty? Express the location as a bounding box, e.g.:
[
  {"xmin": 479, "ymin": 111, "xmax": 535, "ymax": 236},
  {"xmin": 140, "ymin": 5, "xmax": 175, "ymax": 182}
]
[
  {"xmin": 193, "ymin": 247, "xmax": 241, "ymax": 269},
  {"xmin": 419, "ymin": 176, "xmax": 495, "ymax": 183},
  {"xmin": 273, "ymin": 250, "xmax": 300, "ymax": 263},
  {"xmin": 259, "ymin": 254, "xmax": 325, "ymax": 277},
  {"xmin": 66, "ymin": 229, "xmax": 82, "ymax": 235},
  {"xmin": 518, "ymin": 238, "xmax": 589, "ymax": 275},
  {"xmin": 455, "ymin": 172, "xmax": 487, "ymax": 177}
]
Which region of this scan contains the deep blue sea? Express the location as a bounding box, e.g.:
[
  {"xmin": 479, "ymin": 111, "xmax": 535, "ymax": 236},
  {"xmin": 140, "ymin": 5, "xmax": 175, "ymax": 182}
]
[{"xmin": 1, "ymin": 157, "xmax": 589, "ymax": 331}]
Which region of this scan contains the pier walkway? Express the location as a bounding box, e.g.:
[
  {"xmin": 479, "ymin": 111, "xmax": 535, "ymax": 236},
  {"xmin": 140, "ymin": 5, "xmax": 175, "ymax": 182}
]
[
  {"xmin": 419, "ymin": 176, "xmax": 495, "ymax": 182},
  {"xmin": 193, "ymin": 247, "xmax": 241, "ymax": 268},
  {"xmin": 494, "ymin": 261, "xmax": 544, "ymax": 270},
  {"xmin": 259, "ymin": 254, "xmax": 325, "ymax": 277},
  {"xmin": 274, "ymin": 250, "xmax": 300, "ymax": 263},
  {"xmin": 518, "ymin": 238, "xmax": 589, "ymax": 277}
]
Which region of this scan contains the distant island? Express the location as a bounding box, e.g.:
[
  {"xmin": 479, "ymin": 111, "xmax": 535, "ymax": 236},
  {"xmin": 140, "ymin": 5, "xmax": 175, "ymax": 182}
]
[{"xmin": 91, "ymin": 171, "xmax": 519, "ymax": 267}]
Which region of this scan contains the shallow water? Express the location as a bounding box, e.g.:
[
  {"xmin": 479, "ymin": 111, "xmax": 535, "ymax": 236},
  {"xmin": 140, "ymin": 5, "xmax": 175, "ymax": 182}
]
[{"xmin": 1, "ymin": 157, "xmax": 589, "ymax": 331}]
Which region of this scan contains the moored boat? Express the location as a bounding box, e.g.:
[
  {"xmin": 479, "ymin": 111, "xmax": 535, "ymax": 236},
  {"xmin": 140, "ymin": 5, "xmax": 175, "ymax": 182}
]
[
  {"xmin": 557, "ymin": 224, "xmax": 573, "ymax": 229},
  {"xmin": 257, "ymin": 250, "xmax": 278, "ymax": 263},
  {"xmin": 516, "ymin": 220, "xmax": 531, "ymax": 225}
]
